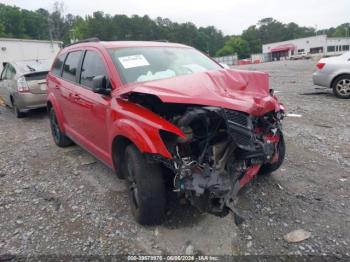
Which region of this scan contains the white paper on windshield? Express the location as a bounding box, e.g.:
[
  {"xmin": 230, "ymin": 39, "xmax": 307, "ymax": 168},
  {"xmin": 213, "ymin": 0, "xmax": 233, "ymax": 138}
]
[{"xmin": 118, "ymin": 55, "xmax": 150, "ymax": 69}]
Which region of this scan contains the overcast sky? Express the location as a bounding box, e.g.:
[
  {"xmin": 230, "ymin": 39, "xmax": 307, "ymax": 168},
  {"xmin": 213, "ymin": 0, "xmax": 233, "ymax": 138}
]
[{"xmin": 2, "ymin": 0, "xmax": 350, "ymax": 35}]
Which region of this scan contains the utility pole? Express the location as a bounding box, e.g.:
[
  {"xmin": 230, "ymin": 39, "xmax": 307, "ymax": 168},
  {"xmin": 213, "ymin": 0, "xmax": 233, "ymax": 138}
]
[{"xmin": 48, "ymin": 16, "xmax": 54, "ymax": 48}]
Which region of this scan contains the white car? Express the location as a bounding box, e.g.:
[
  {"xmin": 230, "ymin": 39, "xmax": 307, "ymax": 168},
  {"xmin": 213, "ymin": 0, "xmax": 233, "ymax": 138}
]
[
  {"xmin": 290, "ymin": 51, "xmax": 311, "ymax": 60},
  {"xmin": 313, "ymin": 52, "xmax": 350, "ymax": 99}
]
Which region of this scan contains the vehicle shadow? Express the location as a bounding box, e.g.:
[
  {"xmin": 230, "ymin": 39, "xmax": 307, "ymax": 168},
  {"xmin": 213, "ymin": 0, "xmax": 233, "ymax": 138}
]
[
  {"xmin": 0, "ymin": 106, "xmax": 48, "ymax": 119},
  {"xmin": 23, "ymin": 107, "xmax": 48, "ymax": 119},
  {"xmin": 299, "ymin": 87, "xmax": 334, "ymax": 98},
  {"xmin": 162, "ymin": 191, "xmax": 206, "ymax": 229},
  {"xmin": 160, "ymin": 174, "xmax": 280, "ymax": 229}
]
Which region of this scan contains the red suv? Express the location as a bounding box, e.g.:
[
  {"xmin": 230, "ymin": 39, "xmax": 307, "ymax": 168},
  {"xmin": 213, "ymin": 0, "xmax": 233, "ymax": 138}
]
[{"xmin": 47, "ymin": 39, "xmax": 285, "ymax": 225}]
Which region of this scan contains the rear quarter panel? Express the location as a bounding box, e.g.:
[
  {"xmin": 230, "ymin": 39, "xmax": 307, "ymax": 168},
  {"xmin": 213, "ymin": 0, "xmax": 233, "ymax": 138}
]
[
  {"xmin": 330, "ymin": 61, "xmax": 350, "ymax": 86},
  {"xmin": 47, "ymin": 73, "xmax": 66, "ymax": 132}
]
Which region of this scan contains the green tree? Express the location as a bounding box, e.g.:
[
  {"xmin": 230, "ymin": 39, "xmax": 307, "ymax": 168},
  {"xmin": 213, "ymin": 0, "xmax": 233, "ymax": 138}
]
[
  {"xmin": 0, "ymin": 23, "xmax": 6, "ymax": 37},
  {"xmin": 241, "ymin": 25, "xmax": 261, "ymax": 54},
  {"xmin": 216, "ymin": 36, "xmax": 250, "ymax": 58},
  {"xmin": 0, "ymin": 4, "xmax": 25, "ymax": 38},
  {"xmin": 332, "ymin": 23, "xmax": 350, "ymax": 37}
]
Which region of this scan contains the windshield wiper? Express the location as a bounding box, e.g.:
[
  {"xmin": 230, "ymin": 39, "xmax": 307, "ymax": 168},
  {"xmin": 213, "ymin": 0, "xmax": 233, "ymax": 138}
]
[{"xmin": 26, "ymin": 65, "xmax": 36, "ymax": 72}]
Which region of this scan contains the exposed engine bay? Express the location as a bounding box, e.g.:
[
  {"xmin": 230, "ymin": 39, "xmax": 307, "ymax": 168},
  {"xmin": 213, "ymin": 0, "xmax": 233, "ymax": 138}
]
[{"xmin": 128, "ymin": 92, "xmax": 285, "ymax": 224}]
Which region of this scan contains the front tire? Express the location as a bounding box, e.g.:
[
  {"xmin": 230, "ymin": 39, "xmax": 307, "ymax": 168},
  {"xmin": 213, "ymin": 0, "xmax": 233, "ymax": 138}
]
[
  {"xmin": 49, "ymin": 108, "xmax": 73, "ymax": 147},
  {"xmin": 332, "ymin": 75, "xmax": 350, "ymax": 99},
  {"xmin": 124, "ymin": 144, "xmax": 166, "ymax": 225},
  {"xmin": 259, "ymin": 135, "xmax": 286, "ymax": 175}
]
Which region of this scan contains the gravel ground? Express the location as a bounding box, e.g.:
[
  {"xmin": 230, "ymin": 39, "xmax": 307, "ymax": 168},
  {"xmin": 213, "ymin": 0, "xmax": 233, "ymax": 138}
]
[{"xmin": 0, "ymin": 60, "xmax": 349, "ymax": 258}]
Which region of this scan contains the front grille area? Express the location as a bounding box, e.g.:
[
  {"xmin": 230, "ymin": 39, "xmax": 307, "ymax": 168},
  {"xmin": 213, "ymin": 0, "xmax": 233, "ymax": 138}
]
[
  {"xmin": 225, "ymin": 109, "xmax": 255, "ymax": 150},
  {"xmin": 224, "ymin": 109, "xmax": 249, "ymax": 128},
  {"xmin": 233, "ymin": 132, "xmax": 254, "ymax": 148}
]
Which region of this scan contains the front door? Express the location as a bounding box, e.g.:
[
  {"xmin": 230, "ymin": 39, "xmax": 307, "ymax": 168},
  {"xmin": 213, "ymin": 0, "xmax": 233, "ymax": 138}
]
[{"xmin": 70, "ymin": 49, "xmax": 111, "ymax": 163}]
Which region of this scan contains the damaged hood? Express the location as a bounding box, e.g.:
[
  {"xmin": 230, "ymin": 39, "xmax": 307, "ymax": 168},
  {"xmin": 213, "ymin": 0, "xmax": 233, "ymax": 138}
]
[{"xmin": 116, "ymin": 69, "xmax": 281, "ymax": 116}]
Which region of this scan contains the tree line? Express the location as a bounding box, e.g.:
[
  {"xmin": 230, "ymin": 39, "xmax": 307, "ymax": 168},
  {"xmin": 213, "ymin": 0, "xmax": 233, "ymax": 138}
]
[
  {"xmin": 0, "ymin": 2, "xmax": 225, "ymax": 56},
  {"xmin": 0, "ymin": 3, "xmax": 349, "ymax": 58},
  {"xmin": 217, "ymin": 18, "xmax": 350, "ymax": 58}
]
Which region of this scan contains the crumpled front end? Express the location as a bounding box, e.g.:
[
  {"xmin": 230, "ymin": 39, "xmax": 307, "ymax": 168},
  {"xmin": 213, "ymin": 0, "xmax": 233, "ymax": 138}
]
[
  {"xmin": 128, "ymin": 91, "xmax": 286, "ymax": 224},
  {"xmin": 157, "ymin": 106, "xmax": 284, "ymax": 222},
  {"xmin": 123, "ymin": 69, "xmax": 286, "ymax": 224}
]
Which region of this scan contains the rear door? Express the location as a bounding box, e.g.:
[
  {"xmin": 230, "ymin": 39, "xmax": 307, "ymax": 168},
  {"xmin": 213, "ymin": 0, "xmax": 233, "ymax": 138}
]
[
  {"xmin": 0, "ymin": 65, "xmax": 9, "ymax": 104},
  {"xmin": 57, "ymin": 50, "xmax": 83, "ymax": 129},
  {"xmin": 0, "ymin": 64, "xmax": 16, "ymax": 105},
  {"xmin": 5, "ymin": 64, "xmax": 17, "ymax": 94},
  {"xmin": 69, "ymin": 49, "xmax": 111, "ymax": 160}
]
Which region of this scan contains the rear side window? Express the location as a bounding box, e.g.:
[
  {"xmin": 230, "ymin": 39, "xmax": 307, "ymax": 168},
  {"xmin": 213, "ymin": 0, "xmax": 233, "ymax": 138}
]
[
  {"xmin": 51, "ymin": 54, "xmax": 66, "ymax": 76},
  {"xmin": 80, "ymin": 51, "xmax": 108, "ymax": 89},
  {"xmin": 62, "ymin": 51, "xmax": 82, "ymax": 82},
  {"xmin": 25, "ymin": 72, "xmax": 48, "ymax": 81},
  {"xmin": 1, "ymin": 66, "xmax": 7, "ymax": 79},
  {"xmin": 4, "ymin": 64, "xmax": 16, "ymax": 80}
]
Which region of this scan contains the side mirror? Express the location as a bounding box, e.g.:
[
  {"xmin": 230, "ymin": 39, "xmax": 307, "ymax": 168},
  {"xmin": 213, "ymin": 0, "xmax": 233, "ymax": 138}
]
[{"xmin": 92, "ymin": 75, "xmax": 111, "ymax": 96}]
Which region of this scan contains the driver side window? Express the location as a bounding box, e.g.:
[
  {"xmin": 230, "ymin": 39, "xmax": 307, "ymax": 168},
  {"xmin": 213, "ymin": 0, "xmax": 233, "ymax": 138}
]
[{"xmin": 79, "ymin": 50, "xmax": 108, "ymax": 89}]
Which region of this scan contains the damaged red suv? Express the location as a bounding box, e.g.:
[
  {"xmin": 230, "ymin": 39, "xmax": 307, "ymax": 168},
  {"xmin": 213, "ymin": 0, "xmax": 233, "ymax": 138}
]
[{"xmin": 47, "ymin": 39, "xmax": 285, "ymax": 225}]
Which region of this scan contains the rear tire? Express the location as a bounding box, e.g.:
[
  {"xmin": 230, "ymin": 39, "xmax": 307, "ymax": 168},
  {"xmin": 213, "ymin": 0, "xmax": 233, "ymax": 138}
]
[
  {"xmin": 49, "ymin": 108, "xmax": 73, "ymax": 147},
  {"xmin": 13, "ymin": 99, "xmax": 25, "ymax": 118},
  {"xmin": 259, "ymin": 135, "xmax": 286, "ymax": 175},
  {"xmin": 124, "ymin": 144, "xmax": 166, "ymax": 225},
  {"xmin": 332, "ymin": 75, "xmax": 350, "ymax": 99}
]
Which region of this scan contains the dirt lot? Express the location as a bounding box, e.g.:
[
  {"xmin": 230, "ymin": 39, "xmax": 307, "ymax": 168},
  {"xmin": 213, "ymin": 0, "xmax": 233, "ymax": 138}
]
[{"xmin": 0, "ymin": 60, "xmax": 349, "ymax": 258}]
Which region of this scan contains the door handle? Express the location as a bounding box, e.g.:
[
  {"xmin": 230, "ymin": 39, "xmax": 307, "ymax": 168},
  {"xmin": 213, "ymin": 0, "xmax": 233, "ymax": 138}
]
[{"xmin": 72, "ymin": 93, "xmax": 81, "ymax": 102}]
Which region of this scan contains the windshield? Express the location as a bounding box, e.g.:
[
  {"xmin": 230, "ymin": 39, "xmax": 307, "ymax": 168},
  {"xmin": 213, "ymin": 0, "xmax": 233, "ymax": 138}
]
[
  {"xmin": 109, "ymin": 47, "xmax": 222, "ymax": 84},
  {"xmin": 14, "ymin": 59, "xmax": 52, "ymax": 73}
]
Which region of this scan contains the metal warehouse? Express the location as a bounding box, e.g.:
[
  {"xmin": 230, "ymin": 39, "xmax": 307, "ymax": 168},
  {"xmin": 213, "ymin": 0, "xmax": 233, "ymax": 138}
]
[
  {"xmin": 0, "ymin": 38, "xmax": 62, "ymax": 72},
  {"xmin": 263, "ymin": 35, "xmax": 350, "ymax": 61}
]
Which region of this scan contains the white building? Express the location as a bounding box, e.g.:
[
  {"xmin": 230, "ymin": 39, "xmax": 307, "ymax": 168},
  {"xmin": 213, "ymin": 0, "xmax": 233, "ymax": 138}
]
[
  {"xmin": 0, "ymin": 38, "xmax": 62, "ymax": 72},
  {"xmin": 262, "ymin": 35, "xmax": 350, "ymax": 61}
]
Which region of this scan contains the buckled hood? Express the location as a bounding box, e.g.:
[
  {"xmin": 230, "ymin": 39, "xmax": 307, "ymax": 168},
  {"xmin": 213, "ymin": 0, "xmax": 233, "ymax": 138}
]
[{"xmin": 116, "ymin": 69, "xmax": 281, "ymax": 116}]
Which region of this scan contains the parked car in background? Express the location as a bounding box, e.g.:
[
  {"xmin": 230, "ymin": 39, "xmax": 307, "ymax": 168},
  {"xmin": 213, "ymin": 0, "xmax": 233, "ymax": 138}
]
[
  {"xmin": 313, "ymin": 52, "xmax": 350, "ymax": 99},
  {"xmin": 219, "ymin": 62, "xmax": 230, "ymax": 69},
  {"xmin": 290, "ymin": 51, "xmax": 311, "ymax": 60},
  {"xmin": 0, "ymin": 59, "xmax": 51, "ymax": 117},
  {"xmin": 47, "ymin": 40, "xmax": 285, "ymax": 225}
]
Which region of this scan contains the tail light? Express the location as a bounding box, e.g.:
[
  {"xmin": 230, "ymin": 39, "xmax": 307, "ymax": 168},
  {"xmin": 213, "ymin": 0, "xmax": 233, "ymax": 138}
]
[
  {"xmin": 316, "ymin": 63, "xmax": 325, "ymax": 70},
  {"xmin": 17, "ymin": 76, "xmax": 30, "ymax": 93}
]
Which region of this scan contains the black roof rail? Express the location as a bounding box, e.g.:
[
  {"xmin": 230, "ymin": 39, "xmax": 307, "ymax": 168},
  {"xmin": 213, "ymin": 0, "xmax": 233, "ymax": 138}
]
[
  {"xmin": 65, "ymin": 37, "xmax": 100, "ymax": 47},
  {"xmin": 153, "ymin": 39, "xmax": 169, "ymax": 42}
]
